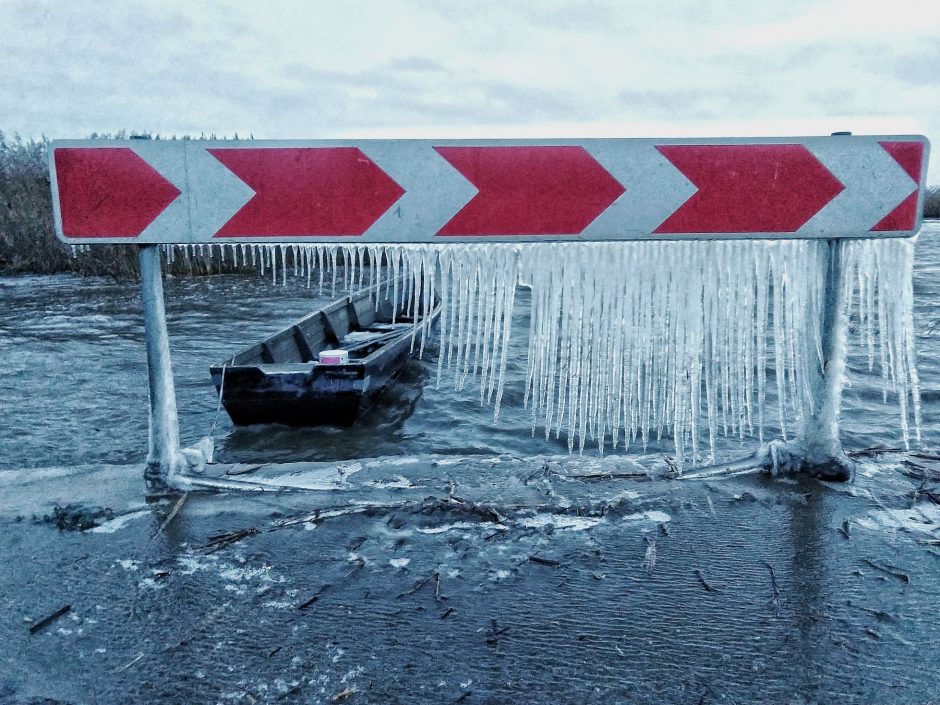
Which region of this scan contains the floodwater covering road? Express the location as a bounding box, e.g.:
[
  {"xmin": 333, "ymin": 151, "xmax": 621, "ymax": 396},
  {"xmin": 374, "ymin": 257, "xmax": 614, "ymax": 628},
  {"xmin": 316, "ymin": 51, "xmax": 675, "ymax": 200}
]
[{"xmin": 1, "ymin": 223, "xmax": 939, "ymax": 703}]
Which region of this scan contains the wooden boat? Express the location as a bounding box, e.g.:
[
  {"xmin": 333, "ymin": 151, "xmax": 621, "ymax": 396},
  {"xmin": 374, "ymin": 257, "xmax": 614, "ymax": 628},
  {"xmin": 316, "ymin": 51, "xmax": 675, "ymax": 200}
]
[{"xmin": 210, "ymin": 280, "xmax": 440, "ymax": 427}]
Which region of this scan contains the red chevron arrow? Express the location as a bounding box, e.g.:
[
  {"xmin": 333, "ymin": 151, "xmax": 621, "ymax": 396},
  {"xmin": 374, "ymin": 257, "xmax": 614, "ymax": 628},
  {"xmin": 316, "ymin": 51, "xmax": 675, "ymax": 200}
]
[
  {"xmin": 654, "ymin": 145, "xmax": 845, "ymax": 233},
  {"xmin": 53, "ymin": 148, "xmax": 181, "ymax": 238},
  {"xmin": 871, "ymin": 141, "xmax": 924, "ymax": 232},
  {"xmin": 435, "ymin": 146, "xmax": 625, "ymax": 235},
  {"xmin": 210, "ymin": 148, "xmax": 404, "ymax": 237}
]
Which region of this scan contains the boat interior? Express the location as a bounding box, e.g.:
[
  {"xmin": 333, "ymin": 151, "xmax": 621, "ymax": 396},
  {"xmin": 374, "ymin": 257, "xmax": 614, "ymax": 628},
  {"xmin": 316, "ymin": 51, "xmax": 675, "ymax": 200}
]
[{"xmin": 227, "ymin": 290, "xmax": 420, "ymax": 367}]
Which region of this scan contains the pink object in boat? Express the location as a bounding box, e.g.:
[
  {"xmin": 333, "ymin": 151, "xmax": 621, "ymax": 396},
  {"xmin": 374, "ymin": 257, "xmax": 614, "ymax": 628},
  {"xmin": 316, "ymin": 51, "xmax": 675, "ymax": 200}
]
[{"xmin": 318, "ymin": 349, "xmax": 349, "ymax": 365}]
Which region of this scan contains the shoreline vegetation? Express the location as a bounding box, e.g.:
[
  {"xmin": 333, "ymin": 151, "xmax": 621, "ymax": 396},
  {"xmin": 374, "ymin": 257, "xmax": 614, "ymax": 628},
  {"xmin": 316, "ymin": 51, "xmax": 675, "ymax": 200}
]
[
  {"xmin": 2, "ymin": 132, "xmax": 939, "ymax": 279},
  {"xmin": 0, "ymin": 132, "xmax": 253, "ymax": 279}
]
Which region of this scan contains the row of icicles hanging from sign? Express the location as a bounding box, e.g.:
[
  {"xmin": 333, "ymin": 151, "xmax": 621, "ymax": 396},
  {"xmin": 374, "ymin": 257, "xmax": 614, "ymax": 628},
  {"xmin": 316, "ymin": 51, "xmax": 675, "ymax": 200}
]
[{"xmin": 143, "ymin": 240, "xmax": 920, "ymax": 464}]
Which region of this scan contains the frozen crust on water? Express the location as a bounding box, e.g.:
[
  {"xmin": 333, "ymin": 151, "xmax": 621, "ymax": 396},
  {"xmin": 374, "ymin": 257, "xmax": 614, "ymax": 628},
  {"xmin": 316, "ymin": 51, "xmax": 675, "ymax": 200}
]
[
  {"xmin": 622, "ymin": 510, "xmax": 672, "ymax": 525},
  {"xmin": 517, "ymin": 514, "xmax": 604, "ymax": 531},
  {"xmin": 87, "ymin": 510, "xmax": 150, "ymax": 534},
  {"xmin": 6, "ymin": 454, "xmax": 940, "ymax": 705},
  {"xmin": 856, "ymin": 503, "xmax": 940, "ymax": 540}
]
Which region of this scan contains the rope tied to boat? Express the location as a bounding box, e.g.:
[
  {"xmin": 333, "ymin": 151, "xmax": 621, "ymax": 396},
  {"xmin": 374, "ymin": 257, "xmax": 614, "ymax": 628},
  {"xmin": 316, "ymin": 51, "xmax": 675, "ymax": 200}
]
[{"xmin": 209, "ymin": 362, "xmax": 227, "ymax": 438}]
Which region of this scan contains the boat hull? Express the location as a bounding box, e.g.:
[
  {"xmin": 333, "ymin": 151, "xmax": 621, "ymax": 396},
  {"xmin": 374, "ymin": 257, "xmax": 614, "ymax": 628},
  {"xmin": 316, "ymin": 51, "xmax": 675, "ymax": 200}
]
[
  {"xmin": 210, "ymin": 277, "xmax": 438, "ymax": 428},
  {"xmin": 210, "ymin": 331, "xmax": 419, "ymax": 427}
]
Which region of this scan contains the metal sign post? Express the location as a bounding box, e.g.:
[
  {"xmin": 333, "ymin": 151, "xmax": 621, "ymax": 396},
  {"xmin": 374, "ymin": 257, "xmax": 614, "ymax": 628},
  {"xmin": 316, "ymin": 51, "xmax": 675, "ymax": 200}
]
[
  {"xmin": 46, "ymin": 135, "xmax": 931, "ymax": 486},
  {"xmin": 138, "ymin": 244, "xmax": 188, "ymax": 487},
  {"xmin": 759, "ymin": 237, "xmax": 854, "ymax": 480},
  {"xmin": 809, "ymin": 238, "xmax": 853, "ymax": 477}
]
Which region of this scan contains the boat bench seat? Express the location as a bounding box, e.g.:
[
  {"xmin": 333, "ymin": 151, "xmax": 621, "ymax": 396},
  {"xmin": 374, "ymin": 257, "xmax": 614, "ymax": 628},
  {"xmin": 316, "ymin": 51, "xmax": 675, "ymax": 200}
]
[
  {"xmin": 258, "ymin": 330, "xmax": 302, "ymax": 364},
  {"xmin": 324, "ymin": 307, "xmax": 351, "ymax": 342},
  {"xmin": 350, "ymin": 297, "xmax": 377, "ymax": 328},
  {"xmin": 340, "ymin": 325, "xmax": 411, "ymax": 350}
]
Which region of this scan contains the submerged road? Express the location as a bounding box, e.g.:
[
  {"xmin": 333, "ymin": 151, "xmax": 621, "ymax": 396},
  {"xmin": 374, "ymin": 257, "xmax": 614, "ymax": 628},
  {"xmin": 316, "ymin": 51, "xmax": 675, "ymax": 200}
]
[{"xmin": 1, "ymin": 452, "xmax": 938, "ymax": 704}]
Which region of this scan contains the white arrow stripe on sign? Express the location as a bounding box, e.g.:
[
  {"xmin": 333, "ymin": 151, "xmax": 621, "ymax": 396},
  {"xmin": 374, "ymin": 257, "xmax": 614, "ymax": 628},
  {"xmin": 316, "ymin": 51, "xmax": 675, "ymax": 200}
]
[
  {"xmin": 582, "ymin": 143, "xmax": 698, "ymax": 238},
  {"xmin": 132, "ymin": 142, "xmax": 191, "ymax": 242},
  {"xmin": 800, "ymin": 137, "xmax": 916, "ymax": 236},
  {"xmin": 185, "ymin": 143, "xmax": 256, "ymax": 241},
  {"xmin": 132, "ymin": 142, "xmax": 255, "ymax": 242},
  {"xmin": 358, "ymin": 142, "xmax": 478, "ymax": 242}
]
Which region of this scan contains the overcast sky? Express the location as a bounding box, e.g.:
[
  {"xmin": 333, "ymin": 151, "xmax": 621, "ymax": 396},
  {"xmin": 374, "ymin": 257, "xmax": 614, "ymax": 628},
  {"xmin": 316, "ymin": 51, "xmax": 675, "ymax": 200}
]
[{"xmin": 2, "ymin": 0, "xmax": 938, "ymax": 183}]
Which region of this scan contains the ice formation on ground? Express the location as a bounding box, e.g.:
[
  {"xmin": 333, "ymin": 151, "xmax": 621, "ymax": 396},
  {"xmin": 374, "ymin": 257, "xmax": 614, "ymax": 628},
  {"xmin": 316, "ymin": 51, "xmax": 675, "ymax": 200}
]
[{"xmin": 165, "ymin": 240, "xmax": 920, "ymax": 463}]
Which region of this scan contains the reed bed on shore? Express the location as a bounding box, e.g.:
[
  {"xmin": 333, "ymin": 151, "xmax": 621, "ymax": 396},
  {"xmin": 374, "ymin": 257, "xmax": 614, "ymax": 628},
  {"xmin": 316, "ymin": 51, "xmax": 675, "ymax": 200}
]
[{"xmin": 0, "ymin": 131, "xmax": 252, "ymax": 279}]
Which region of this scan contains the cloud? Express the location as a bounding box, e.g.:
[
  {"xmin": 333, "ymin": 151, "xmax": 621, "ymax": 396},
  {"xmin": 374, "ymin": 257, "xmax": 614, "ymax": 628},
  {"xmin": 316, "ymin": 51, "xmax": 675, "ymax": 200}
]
[{"xmin": 0, "ymin": 0, "xmax": 937, "ymax": 182}]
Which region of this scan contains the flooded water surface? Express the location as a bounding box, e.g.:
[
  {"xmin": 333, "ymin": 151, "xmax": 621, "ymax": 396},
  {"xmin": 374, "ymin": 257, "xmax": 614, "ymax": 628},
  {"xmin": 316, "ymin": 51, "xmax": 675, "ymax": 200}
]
[
  {"xmin": 1, "ymin": 225, "xmax": 940, "ymax": 704},
  {"xmin": 3, "ymin": 223, "xmax": 940, "ymax": 471}
]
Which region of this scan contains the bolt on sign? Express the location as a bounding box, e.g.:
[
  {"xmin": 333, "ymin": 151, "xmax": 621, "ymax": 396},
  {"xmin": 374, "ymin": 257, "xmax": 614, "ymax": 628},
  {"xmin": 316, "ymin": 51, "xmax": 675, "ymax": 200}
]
[{"xmin": 49, "ymin": 136, "xmax": 929, "ymax": 245}]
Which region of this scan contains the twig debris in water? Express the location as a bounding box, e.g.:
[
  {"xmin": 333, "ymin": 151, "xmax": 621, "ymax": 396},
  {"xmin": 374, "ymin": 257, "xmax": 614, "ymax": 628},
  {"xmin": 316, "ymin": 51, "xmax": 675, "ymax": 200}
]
[
  {"xmin": 204, "ymin": 527, "xmax": 260, "ymax": 552},
  {"xmin": 297, "ymin": 584, "xmax": 332, "ymax": 610},
  {"xmin": 847, "ymin": 446, "xmax": 903, "ymax": 459},
  {"xmin": 398, "ymin": 572, "xmax": 440, "ymax": 599},
  {"xmin": 484, "ymin": 619, "xmax": 510, "ymax": 646},
  {"xmin": 528, "ymin": 555, "xmax": 562, "ymax": 568},
  {"xmin": 330, "ymin": 687, "xmax": 358, "ymax": 703},
  {"xmin": 902, "ymin": 461, "xmax": 940, "ymax": 484},
  {"xmin": 922, "ymin": 489, "xmax": 940, "ymax": 506},
  {"xmin": 863, "ymin": 559, "xmax": 910, "ymax": 584},
  {"xmin": 854, "ymin": 604, "xmax": 896, "ymax": 623},
  {"xmin": 484, "ymin": 527, "xmax": 509, "ymax": 541},
  {"xmin": 118, "ymin": 653, "xmax": 144, "ymax": 672},
  {"xmin": 152, "ymin": 492, "xmax": 188, "ymax": 540},
  {"xmin": 569, "ymin": 471, "xmax": 649, "ymax": 481},
  {"xmin": 28, "ymin": 604, "xmax": 72, "ymax": 634},
  {"xmin": 765, "ymin": 562, "xmax": 781, "ymax": 616},
  {"xmin": 694, "ymin": 569, "xmax": 718, "ymax": 593}
]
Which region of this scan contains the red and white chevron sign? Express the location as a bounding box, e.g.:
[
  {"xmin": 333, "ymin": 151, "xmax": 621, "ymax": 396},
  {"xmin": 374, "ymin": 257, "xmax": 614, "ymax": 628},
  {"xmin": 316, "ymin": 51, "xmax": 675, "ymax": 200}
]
[{"xmin": 48, "ymin": 136, "xmax": 930, "ymax": 244}]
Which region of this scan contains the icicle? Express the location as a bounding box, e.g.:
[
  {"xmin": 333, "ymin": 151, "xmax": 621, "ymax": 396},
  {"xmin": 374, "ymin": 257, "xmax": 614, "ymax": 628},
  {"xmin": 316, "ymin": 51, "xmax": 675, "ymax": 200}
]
[
  {"xmin": 329, "ymin": 247, "xmax": 337, "ymax": 296},
  {"xmin": 224, "ymin": 238, "xmax": 920, "ymax": 461}
]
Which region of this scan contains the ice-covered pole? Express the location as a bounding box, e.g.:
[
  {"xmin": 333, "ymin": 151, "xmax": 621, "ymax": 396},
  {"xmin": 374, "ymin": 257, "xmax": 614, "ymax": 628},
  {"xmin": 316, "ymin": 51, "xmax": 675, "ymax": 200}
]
[
  {"xmin": 757, "ymin": 236, "xmax": 855, "ymax": 480},
  {"xmin": 796, "ymin": 238, "xmax": 855, "ymax": 480},
  {"xmin": 139, "ymin": 244, "xmax": 188, "ymax": 488}
]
